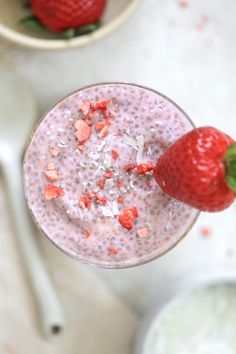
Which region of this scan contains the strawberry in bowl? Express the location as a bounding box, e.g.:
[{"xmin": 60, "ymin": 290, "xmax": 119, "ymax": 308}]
[{"xmin": 21, "ymin": 0, "xmax": 107, "ymax": 38}]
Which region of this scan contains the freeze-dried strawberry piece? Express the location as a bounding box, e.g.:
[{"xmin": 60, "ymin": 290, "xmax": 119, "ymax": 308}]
[
  {"xmin": 97, "ymin": 179, "xmax": 105, "ymax": 189},
  {"xmin": 79, "ymin": 196, "xmax": 91, "ymax": 209},
  {"xmin": 104, "ymin": 171, "xmax": 113, "ymax": 179},
  {"xmin": 43, "ymin": 184, "xmax": 63, "ymax": 201},
  {"xmin": 84, "ymin": 228, "xmax": 91, "ymax": 239},
  {"xmin": 49, "ymin": 147, "xmax": 59, "ymax": 157},
  {"xmin": 136, "ymin": 163, "xmax": 154, "ymax": 175},
  {"xmin": 125, "ymin": 164, "xmax": 137, "ymax": 172},
  {"xmin": 118, "ymin": 206, "xmax": 138, "ymax": 230},
  {"xmin": 117, "ymin": 195, "xmax": 124, "ymax": 203},
  {"xmin": 107, "ymin": 247, "xmax": 119, "ymax": 255},
  {"xmin": 95, "ymin": 120, "xmax": 111, "ymax": 132},
  {"xmin": 79, "ymin": 100, "xmax": 91, "ymax": 115},
  {"xmin": 124, "ymin": 206, "xmax": 139, "ymax": 219},
  {"xmin": 137, "ymin": 228, "xmax": 148, "ymax": 238},
  {"xmin": 85, "ymin": 119, "xmax": 92, "ymax": 126},
  {"xmin": 94, "ymin": 193, "xmax": 107, "ymax": 205},
  {"xmin": 99, "ymin": 126, "xmax": 109, "ymax": 138},
  {"xmin": 86, "ymin": 191, "xmax": 95, "ymax": 199},
  {"xmin": 93, "ymin": 100, "xmax": 111, "ymax": 111},
  {"xmin": 44, "ymin": 163, "xmax": 60, "ymax": 182},
  {"xmin": 75, "ymin": 120, "xmax": 91, "ymax": 143},
  {"xmin": 87, "ymin": 111, "xmax": 99, "ymax": 119},
  {"xmin": 112, "ymin": 150, "xmax": 119, "ymax": 160},
  {"xmin": 100, "ymin": 197, "xmax": 107, "ymax": 205},
  {"xmin": 117, "ymin": 180, "xmax": 124, "ymax": 189},
  {"xmin": 118, "ymin": 213, "xmax": 133, "ymax": 230}
]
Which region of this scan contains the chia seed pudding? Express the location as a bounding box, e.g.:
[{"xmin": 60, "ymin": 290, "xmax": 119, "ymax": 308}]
[{"xmin": 23, "ymin": 83, "xmax": 199, "ymax": 268}]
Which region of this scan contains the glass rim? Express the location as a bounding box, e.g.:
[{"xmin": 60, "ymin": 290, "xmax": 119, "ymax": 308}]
[{"xmin": 23, "ymin": 82, "xmax": 200, "ymax": 269}]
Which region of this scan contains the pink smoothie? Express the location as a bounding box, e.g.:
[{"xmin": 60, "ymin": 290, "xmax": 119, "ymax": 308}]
[{"xmin": 24, "ymin": 83, "xmax": 199, "ymax": 268}]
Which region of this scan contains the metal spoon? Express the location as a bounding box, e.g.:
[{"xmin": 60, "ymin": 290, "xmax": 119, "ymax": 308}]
[{"xmin": 0, "ymin": 71, "xmax": 64, "ymax": 338}]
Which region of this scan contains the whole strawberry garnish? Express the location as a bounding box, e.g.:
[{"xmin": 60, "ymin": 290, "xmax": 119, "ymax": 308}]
[
  {"xmin": 154, "ymin": 126, "xmax": 236, "ymax": 211},
  {"xmin": 31, "ymin": 0, "xmax": 106, "ymax": 32}
]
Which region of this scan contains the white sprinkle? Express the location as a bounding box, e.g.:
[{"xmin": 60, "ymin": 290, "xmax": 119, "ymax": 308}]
[
  {"xmin": 112, "ymin": 201, "xmax": 119, "ymax": 216},
  {"xmin": 104, "ymin": 153, "xmax": 112, "ymax": 168},
  {"xmin": 97, "ymin": 140, "xmax": 106, "ymax": 152},
  {"xmin": 90, "ymin": 204, "xmax": 95, "ymax": 212},
  {"xmin": 122, "ymin": 135, "xmax": 139, "ymax": 150},
  {"xmin": 147, "ymin": 146, "xmax": 153, "ymax": 157},
  {"xmin": 57, "ymin": 141, "xmax": 67, "ymax": 148},
  {"xmin": 91, "ymin": 160, "xmax": 99, "ymax": 167},
  {"xmin": 136, "ymin": 135, "xmax": 144, "ymax": 164},
  {"xmin": 79, "ymin": 162, "xmax": 86, "ymax": 168},
  {"xmin": 129, "ymin": 178, "xmax": 136, "ymax": 189},
  {"xmin": 78, "ymin": 209, "xmax": 84, "ymax": 220},
  {"xmin": 82, "ymin": 181, "xmax": 88, "ymax": 186},
  {"xmin": 120, "ymin": 187, "xmax": 127, "ymax": 194},
  {"xmin": 104, "ymin": 178, "xmax": 114, "ymax": 190},
  {"xmin": 100, "ymin": 206, "xmax": 114, "ymax": 217},
  {"xmin": 89, "ymin": 151, "xmax": 99, "ymax": 160}
]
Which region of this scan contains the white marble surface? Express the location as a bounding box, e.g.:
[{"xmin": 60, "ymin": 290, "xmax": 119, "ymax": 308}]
[{"xmin": 1, "ymin": 0, "xmax": 236, "ymax": 352}]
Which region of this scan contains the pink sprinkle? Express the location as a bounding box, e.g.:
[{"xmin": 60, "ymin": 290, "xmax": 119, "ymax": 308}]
[
  {"xmin": 44, "ymin": 163, "xmax": 60, "ymax": 182},
  {"xmin": 196, "ymin": 15, "xmax": 209, "ymax": 31},
  {"xmin": 49, "ymin": 147, "xmax": 59, "ymax": 157},
  {"xmin": 137, "ymin": 228, "xmax": 148, "ymax": 238},
  {"xmin": 107, "ymin": 247, "xmax": 119, "ymax": 255},
  {"xmin": 179, "ymin": 0, "xmax": 189, "ymax": 8},
  {"xmin": 80, "ymin": 100, "xmax": 91, "ymax": 115},
  {"xmin": 200, "ymin": 226, "xmax": 212, "ymax": 237},
  {"xmin": 84, "ymin": 228, "xmax": 91, "ymax": 239}
]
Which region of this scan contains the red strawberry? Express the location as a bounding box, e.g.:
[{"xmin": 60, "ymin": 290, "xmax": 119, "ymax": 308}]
[
  {"xmin": 153, "ymin": 126, "xmax": 236, "ymax": 212},
  {"xmin": 32, "ymin": 0, "xmax": 106, "ymax": 32}
]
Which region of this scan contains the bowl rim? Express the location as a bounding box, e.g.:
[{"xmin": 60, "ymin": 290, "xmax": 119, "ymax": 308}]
[{"xmin": 0, "ymin": 0, "xmax": 142, "ymax": 50}]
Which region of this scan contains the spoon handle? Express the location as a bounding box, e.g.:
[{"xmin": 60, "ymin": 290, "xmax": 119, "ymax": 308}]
[{"xmin": 1, "ymin": 155, "xmax": 64, "ymax": 338}]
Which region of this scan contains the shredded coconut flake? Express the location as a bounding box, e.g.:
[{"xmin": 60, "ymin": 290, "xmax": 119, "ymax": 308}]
[
  {"xmin": 104, "ymin": 178, "xmax": 114, "ymax": 190},
  {"xmin": 78, "ymin": 209, "xmax": 84, "ymax": 220},
  {"xmin": 97, "ymin": 140, "xmax": 106, "ymax": 152},
  {"xmin": 120, "ymin": 187, "xmax": 127, "ymax": 194},
  {"xmin": 104, "ymin": 153, "xmax": 112, "ymax": 168},
  {"xmin": 100, "ymin": 206, "xmax": 114, "ymax": 217},
  {"xmin": 112, "ymin": 201, "xmax": 119, "ymax": 216},
  {"xmin": 122, "ymin": 135, "xmax": 139, "ymax": 150},
  {"xmin": 136, "ymin": 135, "xmax": 144, "ymax": 164}
]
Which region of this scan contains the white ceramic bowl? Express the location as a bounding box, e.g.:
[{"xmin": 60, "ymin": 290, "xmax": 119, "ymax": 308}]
[
  {"xmin": 0, "ymin": 0, "xmax": 142, "ymax": 50},
  {"xmin": 135, "ymin": 269, "xmax": 236, "ymax": 354}
]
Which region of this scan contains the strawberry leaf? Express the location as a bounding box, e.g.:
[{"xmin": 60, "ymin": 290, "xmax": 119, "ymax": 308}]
[
  {"xmin": 19, "ymin": 16, "xmax": 45, "ymax": 30},
  {"xmin": 77, "ymin": 23, "xmax": 100, "ymax": 35},
  {"xmin": 225, "ymin": 142, "xmax": 236, "ymax": 160},
  {"xmin": 227, "ymin": 175, "xmax": 236, "ymax": 193},
  {"xmin": 225, "ymin": 142, "xmax": 236, "ymax": 193},
  {"xmin": 63, "ymin": 28, "xmax": 76, "ymax": 39}
]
